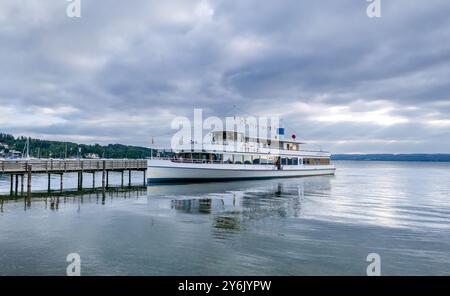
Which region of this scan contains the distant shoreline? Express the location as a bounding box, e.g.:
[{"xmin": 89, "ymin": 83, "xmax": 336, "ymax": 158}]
[{"xmin": 332, "ymin": 154, "xmax": 450, "ymax": 162}]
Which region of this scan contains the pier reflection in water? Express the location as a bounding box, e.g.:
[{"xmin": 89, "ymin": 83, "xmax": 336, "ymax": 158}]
[
  {"xmin": 0, "ymin": 161, "xmax": 450, "ymax": 275},
  {"xmin": 0, "ymin": 188, "xmax": 148, "ymax": 213}
]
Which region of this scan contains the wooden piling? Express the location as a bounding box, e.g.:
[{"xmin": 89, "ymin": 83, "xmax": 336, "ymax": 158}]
[
  {"xmin": 20, "ymin": 174, "xmax": 24, "ymax": 196},
  {"xmin": 48, "ymin": 173, "xmax": 51, "ymax": 192},
  {"xmin": 92, "ymin": 172, "xmax": 95, "ymax": 188},
  {"xmin": 27, "ymin": 165, "xmax": 32, "ymax": 198},
  {"xmin": 121, "ymin": 170, "xmax": 124, "ymax": 188},
  {"xmin": 102, "ymin": 160, "xmax": 106, "ymax": 191},
  {"xmin": 143, "ymin": 170, "xmax": 146, "ymax": 186},
  {"xmin": 81, "ymin": 161, "xmax": 84, "ymax": 190},
  {"xmin": 10, "ymin": 174, "xmax": 13, "ymax": 196},
  {"xmin": 60, "ymin": 173, "xmax": 63, "ymax": 192},
  {"xmin": 129, "ymin": 170, "xmax": 132, "ymax": 187},
  {"xmin": 15, "ymin": 174, "xmax": 19, "ymax": 195},
  {"xmin": 106, "ymin": 170, "xmax": 109, "ymax": 189}
]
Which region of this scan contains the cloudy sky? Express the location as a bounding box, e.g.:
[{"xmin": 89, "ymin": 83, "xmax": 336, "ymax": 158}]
[{"xmin": 1, "ymin": 0, "xmax": 449, "ymax": 153}]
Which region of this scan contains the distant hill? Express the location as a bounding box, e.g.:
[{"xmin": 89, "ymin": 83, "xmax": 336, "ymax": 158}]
[
  {"xmin": 332, "ymin": 154, "xmax": 450, "ymax": 162},
  {"xmin": 0, "ymin": 132, "xmax": 154, "ymax": 159}
]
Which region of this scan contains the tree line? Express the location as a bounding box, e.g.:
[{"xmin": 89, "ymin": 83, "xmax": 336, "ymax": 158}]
[{"xmin": 0, "ymin": 133, "xmax": 154, "ymax": 159}]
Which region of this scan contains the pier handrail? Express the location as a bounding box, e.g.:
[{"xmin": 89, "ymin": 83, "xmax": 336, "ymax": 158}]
[{"xmin": 0, "ymin": 159, "xmax": 147, "ymax": 174}]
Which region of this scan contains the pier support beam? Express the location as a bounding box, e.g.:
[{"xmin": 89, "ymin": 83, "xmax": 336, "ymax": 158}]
[
  {"xmin": 92, "ymin": 172, "xmax": 95, "ymax": 188},
  {"xmin": 143, "ymin": 170, "xmax": 146, "ymax": 186},
  {"xmin": 21, "ymin": 174, "xmax": 24, "ymax": 196},
  {"xmin": 121, "ymin": 171, "xmax": 124, "ymax": 188},
  {"xmin": 10, "ymin": 175, "xmax": 13, "ymax": 196},
  {"xmin": 106, "ymin": 171, "xmax": 109, "ymax": 189},
  {"xmin": 27, "ymin": 165, "xmax": 32, "ymax": 198},
  {"xmin": 15, "ymin": 174, "xmax": 19, "ymax": 196},
  {"xmin": 129, "ymin": 170, "xmax": 132, "ymax": 187},
  {"xmin": 77, "ymin": 172, "xmax": 83, "ymax": 190},
  {"xmin": 60, "ymin": 174, "xmax": 63, "ymax": 192},
  {"xmin": 48, "ymin": 173, "xmax": 51, "ymax": 192},
  {"xmin": 102, "ymin": 161, "xmax": 106, "ymax": 191}
]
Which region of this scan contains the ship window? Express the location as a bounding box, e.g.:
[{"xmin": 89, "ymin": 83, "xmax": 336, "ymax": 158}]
[
  {"xmin": 293, "ymin": 158, "xmax": 298, "ymax": 165},
  {"xmin": 267, "ymin": 156, "xmax": 274, "ymax": 165},
  {"xmin": 281, "ymin": 158, "xmax": 287, "ymax": 165},
  {"xmin": 260, "ymin": 155, "xmax": 268, "ymax": 165},
  {"xmin": 287, "ymin": 158, "xmax": 293, "ymax": 165},
  {"xmin": 214, "ymin": 154, "xmax": 222, "ymax": 163},
  {"xmin": 234, "ymin": 154, "xmax": 244, "ymax": 164},
  {"xmin": 253, "ymin": 156, "xmax": 261, "ymax": 164},
  {"xmin": 223, "ymin": 154, "xmax": 233, "ymax": 164},
  {"xmin": 244, "ymin": 155, "xmax": 252, "ymax": 164}
]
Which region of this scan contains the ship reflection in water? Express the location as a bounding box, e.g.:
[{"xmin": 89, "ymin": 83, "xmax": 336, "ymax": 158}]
[
  {"xmin": 159, "ymin": 180, "xmax": 315, "ymax": 238},
  {"xmin": 0, "ymin": 161, "xmax": 450, "ymax": 275}
]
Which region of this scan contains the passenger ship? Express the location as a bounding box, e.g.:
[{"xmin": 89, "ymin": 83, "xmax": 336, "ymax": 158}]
[{"xmin": 147, "ymin": 128, "xmax": 335, "ymax": 183}]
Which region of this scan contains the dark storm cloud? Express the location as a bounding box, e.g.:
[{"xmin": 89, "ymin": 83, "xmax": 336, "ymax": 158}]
[{"xmin": 0, "ymin": 0, "xmax": 449, "ymax": 152}]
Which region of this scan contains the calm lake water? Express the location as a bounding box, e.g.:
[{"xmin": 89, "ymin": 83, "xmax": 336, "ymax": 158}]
[{"xmin": 0, "ymin": 161, "xmax": 449, "ymax": 275}]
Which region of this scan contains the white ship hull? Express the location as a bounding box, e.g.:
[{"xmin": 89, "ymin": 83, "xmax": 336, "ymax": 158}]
[{"xmin": 147, "ymin": 159, "xmax": 335, "ymax": 183}]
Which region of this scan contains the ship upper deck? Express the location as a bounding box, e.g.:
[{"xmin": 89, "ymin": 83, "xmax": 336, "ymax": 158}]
[
  {"xmin": 174, "ymin": 142, "xmax": 330, "ymax": 158},
  {"xmin": 169, "ymin": 129, "xmax": 330, "ymax": 158}
]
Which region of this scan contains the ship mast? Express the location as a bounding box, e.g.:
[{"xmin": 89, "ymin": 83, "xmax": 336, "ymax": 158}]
[{"xmin": 22, "ymin": 137, "xmax": 30, "ymax": 159}]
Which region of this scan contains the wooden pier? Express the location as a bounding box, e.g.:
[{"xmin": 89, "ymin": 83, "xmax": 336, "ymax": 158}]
[{"xmin": 0, "ymin": 159, "xmax": 147, "ymax": 197}]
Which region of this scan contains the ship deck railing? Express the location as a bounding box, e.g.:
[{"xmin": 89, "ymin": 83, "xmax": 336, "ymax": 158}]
[
  {"xmin": 166, "ymin": 146, "xmax": 330, "ymax": 156},
  {"xmin": 151, "ymin": 157, "xmax": 332, "ymax": 166}
]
